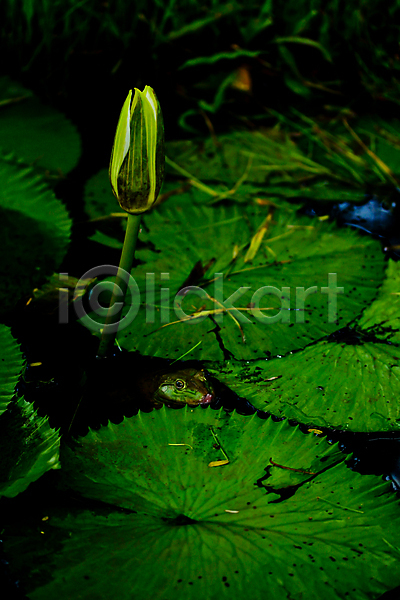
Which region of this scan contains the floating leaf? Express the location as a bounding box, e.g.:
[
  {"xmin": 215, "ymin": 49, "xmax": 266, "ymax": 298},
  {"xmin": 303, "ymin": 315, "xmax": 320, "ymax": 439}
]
[
  {"xmin": 107, "ymin": 194, "xmax": 385, "ymax": 361},
  {"xmin": 358, "ymin": 259, "xmax": 400, "ymax": 343},
  {"xmin": 0, "ymin": 397, "xmax": 60, "ymax": 498},
  {"xmin": 0, "ymin": 157, "xmax": 71, "ymax": 317},
  {"xmin": 60, "ymin": 409, "xmax": 347, "ymax": 511},
  {"xmin": 0, "ymin": 76, "xmax": 81, "ymax": 174},
  {"xmin": 0, "ymin": 324, "xmax": 24, "ymax": 416},
  {"xmin": 0, "ymin": 327, "xmax": 59, "ymax": 495},
  {"xmin": 214, "ymin": 337, "xmax": 400, "ymax": 432},
  {"xmin": 4, "ymin": 408, "xmax": 400, "ymax": 599}
]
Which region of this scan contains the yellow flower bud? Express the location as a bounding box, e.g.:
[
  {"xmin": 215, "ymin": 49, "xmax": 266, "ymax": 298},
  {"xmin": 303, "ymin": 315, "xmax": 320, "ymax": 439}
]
[{"xmin": 109, "ymin": 86, "xmax": 165, "ymax": 214}]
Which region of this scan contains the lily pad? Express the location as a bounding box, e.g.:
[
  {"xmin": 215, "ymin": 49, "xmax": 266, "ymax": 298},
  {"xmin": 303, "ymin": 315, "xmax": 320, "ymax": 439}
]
[
  {"xmin": 214, "ymin": 337, "xmax": 400, "ymax": 432},
  {"xmin": 60, "ymin": 408, "xmax": 346, "ymax": 511},
  {"xmin": 106, "ymin": 194, "xmax": 385, "ymax": 361},
  {"xmin": 358, "ymin": 259, "xmax": 400, "ymax": 343},
  {"xmin": 0, "ymin": 157, "xmax": 71, "ymax": 317},
  {"xmin": 0, "ymin": 324, "xmax": 25, "ymax": 416},
  {"xmin": 0, "ymin": 76, "xmax": 81, "ymax": 174},
  {"xmin": 0, "ymin": 397, "xmax": 60, "ymax": 498},
  {"xmin": 4, "ymin": 408, "xmax": 400, "ymax": 599}
]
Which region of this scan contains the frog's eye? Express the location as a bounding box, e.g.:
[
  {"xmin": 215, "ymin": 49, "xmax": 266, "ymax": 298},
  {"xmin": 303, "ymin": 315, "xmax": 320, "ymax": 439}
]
[{"xmin": 175, "ymin": 379, "xmax": 186, "ymax": 391}]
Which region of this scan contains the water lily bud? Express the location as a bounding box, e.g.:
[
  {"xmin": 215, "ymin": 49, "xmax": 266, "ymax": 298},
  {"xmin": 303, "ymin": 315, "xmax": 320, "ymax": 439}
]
[{"xmin": 109, "ymin": 86, "xmax": 165, "ymax": 214}]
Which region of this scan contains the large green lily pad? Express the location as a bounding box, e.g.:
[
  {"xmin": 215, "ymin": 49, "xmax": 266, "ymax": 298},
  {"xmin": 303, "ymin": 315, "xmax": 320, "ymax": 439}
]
[
  {"xmin": 358, "ymin": 259, "xmax": 400, "ymax": 343},
  {"xmin": 210, "ymin": 258, "xmax": 400, "ymax": 432},
  {"xmin": 0, "ymin": 397, "xmax": 60, "ymax": 498},
  {"xmin": 0, "ymin": 324, "xmax": 25, "ymax": 416},
  {"xmin": 4, "ymin": 408, "xmax": 400, "ymax": 599},
  {"xmin": 60, "ymin": 408, "xmax": 346, "ymax": 512},
  {"xmin": 213, "ymin": 337, "xmax": 400, "ymax": 432},
  {"xmin": 0, "ymin": 157, "xmax": 71, "ymax": 317},
  {"xmin": 0, "ymin": 76, "xmax": 81, "ymax": 174},
  {"xmin": 105, "ymin": 194, "xmax": 385, "ymax": 361},
  {"xmin": 0, "ymin": 321, "xmax": 59, "ymax": 498}
]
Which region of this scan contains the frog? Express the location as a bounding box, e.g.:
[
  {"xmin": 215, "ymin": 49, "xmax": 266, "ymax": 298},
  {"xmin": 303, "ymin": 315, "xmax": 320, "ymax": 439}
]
[{"xmin": 137, "ymin": 367, "xmax": 214, "ymax": 408}]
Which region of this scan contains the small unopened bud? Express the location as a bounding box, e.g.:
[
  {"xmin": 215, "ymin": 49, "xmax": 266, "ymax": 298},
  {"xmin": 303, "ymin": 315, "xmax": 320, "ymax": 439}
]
[{"xmin": 109, "ymin": 86, "xmax": 165, "ymax": 213}]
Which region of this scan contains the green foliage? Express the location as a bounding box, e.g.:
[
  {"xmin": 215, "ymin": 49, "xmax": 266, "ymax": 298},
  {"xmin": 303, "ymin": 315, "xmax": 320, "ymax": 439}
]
[
  {"xmin": 358, "ymin": 260, "xmax": 400, "ymax": 343},
  {"xmin": 0, "ymin": 76, "xmax": 81, "ymax": 175},
  {"xmin": 278, "ymin": 111, "xmax": 400, "ymax": 189},
  {"xmin": 0, "ymin": 397, "xmax": 60, "ymax": 497},
  {"xmin": 214, "ymin": 340, "xmax": 400, "ymax": 432},
  {"xmin": 83, "ymin": 129, "xmax": 396, "ymax": 370},
  {"xmin": 2, "ymin": 0, "xmax": 400, "ymax": 128},
  {"xmin": 0, "ymin": 326, "xmax": 60, "ymax": 497},
  {"xmin": 0, "ymin": 324, "xmax": 25, "ymax": 416},
  {"xmin": 96, "ymin": 192, "xmax": 384, "ymax": 361},
  {"xmin": 84, "ymin": 168, "xmax": 121, "ymax": 219},
  {"xmin": 4, "ymin": 408, "xmax": 400, "ymax": 599},
  {"xmin": 166, "ymin": 129, "xmax": 335, "ymax": 187},
  {"xmin": 60, "ymin": 408, "xmax": 346, "ymax": 513},
  {"xmin": 207, "ymin": 260, "xmax": 400, "ymax": 432},
  {"xmin": 1, "ymin": 0, "xmax": 265, "ymax": 47},
  {"xmin": 165, "ymin": 124, "xmax": 400, "ymax": 203},
  {"xmin": 84, "ymin": 169, "xmax": 126, "ymax": 248},
  {"xmin": 179, "ymin": 48, "xmax": 264, "ymax": 69},
  {"xmin": 0, "ymin": 47, "xmax": 400, "ymax": 597},
  {"xmin": 202, "ymin": 258, "xmax": 400, "ymax": 432},
  {"xmin": 273, "ymin": 35, "xmax": 333, "ymax": 63},
  {"xmin": 0, "ymin": 156, "xmax": 71, "ymax": 317}
]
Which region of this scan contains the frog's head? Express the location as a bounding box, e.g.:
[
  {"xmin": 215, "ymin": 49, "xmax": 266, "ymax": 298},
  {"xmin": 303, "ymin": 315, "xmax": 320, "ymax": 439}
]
[{"xmin": 154, "ymin": 368, "xmax": 214, "ymax": 408}]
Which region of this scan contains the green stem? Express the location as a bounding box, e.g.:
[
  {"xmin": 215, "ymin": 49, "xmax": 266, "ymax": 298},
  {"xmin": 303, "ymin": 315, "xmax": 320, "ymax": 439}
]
[{"xmin": 97, "ymin": 213, "xmax": 142, "ymax": 359}]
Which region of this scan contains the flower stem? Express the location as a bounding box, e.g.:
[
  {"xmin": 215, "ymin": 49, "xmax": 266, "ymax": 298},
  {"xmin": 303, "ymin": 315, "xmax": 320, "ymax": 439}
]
[{"xmin": 97, "ymin": 213, "xmax": 141, "ymax": 359}]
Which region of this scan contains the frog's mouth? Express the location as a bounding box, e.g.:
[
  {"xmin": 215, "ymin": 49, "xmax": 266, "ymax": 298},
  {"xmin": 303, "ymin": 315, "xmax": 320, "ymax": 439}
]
[{"xmin": 200, "ymin": 392, "xmax": 214, "ymax": 406}]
